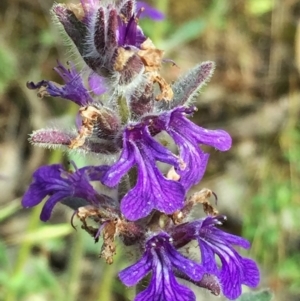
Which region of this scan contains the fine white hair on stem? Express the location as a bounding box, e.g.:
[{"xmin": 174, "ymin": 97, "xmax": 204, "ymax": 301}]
[{"xmin": 50, "ymin": 4, "xmax": 82, "ymax": 63}]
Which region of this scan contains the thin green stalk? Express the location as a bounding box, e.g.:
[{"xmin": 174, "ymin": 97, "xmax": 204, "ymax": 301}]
[
  {"xmin": 97, "ymin": 247, "xmax": 122, "ymax": 301},
  {"xmin": 5, "ymin": 149, "xmax": 64, "ymax": 301},
  {"xmin": 65, "ymin": 230, "xmax": 84, "ymax": 301},
  {"xmin": 152, "ymin": 0, "xmax": 169, "ymax": 44},
  {"xmin": 117, "ymin": 95, "xmax": 130, "ymax": 124},
  {"xmin": 5, "ymin": 205, "xmax": 42, "ymax": 301},
  {"xmin": 0, "ymin": 199, "xmax": 20, "ymax": 222}
]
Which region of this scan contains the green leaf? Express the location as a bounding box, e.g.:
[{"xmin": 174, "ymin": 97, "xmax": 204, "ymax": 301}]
[{"xmin": 236, "ymin": 290, "xmax": 273, "ymax": 301}]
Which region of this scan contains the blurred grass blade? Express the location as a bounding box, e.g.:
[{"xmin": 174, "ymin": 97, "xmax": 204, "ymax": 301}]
[
  {"xmin": 160, "ymin": 18, "xmax": 206, "ymax": 52},
  {"xmin": 0, "ymin": 241, "xmax": 9, "ymax": 268},
  {"xmin": 0, "ymin": 200, "xmax": 21, "ymax": 222},
  {"xmin": 8, "ymin": 224, "xmax": 72, "ymax": 244}
]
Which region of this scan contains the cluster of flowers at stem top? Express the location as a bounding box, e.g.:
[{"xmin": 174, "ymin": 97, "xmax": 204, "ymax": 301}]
[{"xmin": 22, "ymin": 0, "xmax": 260, "ymax": 300}]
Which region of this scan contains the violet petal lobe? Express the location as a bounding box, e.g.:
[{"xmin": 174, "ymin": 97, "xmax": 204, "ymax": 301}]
[
  {"xmin": 135, "ymin": 261, "xmax": 196, "ymax": 301},
  {"xmin": 22, "ymin": 164, "xmax": 63, "ymax": 208},
  {"xmin": 40, "ymin": 192, "xmax": 69, "ymax": 221},
  {"xmin": 22, "ymin": 164, "xmax": 102, "ymax": 221},
  {"xmin": 117, "ymin": 12, "xmax": 146, "ymax": 48},
  {"xmin": 52, "ymin": 61, "xmax": 93, "ymax": 106},
  {"xmin": 120, "ymin": 142, "xmax": 185, "ymax": 220},
  {"xmin": 165, "ymin": 107, "xmax": 232, "ymax": 152},
  {"xmin": 167, "ymin": 127, "xmax": 210, "ymax": 189},
  {"xmin": 119, "ymin": 233, "xmax": 202, "ymax": 301},
  {"xmin": 219, "ymin": 255, "xmax": 260, "ymax": 300},
  {"xmin": 153, "ymin": 106, "xmax": 229, "ymax": 189},
  {"xmin": 198, "ymin": 242, "xmax": 219, "ymax": 275},
  {"xmin": 100, "ymin": 140, "xmax": 135, "ymax": 187},
  {"xmin": 241, "ymin": 258, "xmax": 261, "ymax": 287},
  {"xmin": 119, "ymin": 251, "xmax": 152, "ymax": 286}
]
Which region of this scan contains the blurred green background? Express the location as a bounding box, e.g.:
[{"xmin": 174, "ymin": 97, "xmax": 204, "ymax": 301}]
[{"xmin": 0, "ymin": 0, "xmax": 300, "ymax": 300}]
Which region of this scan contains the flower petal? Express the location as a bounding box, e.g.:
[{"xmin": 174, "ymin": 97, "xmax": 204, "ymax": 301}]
[
  {"xmin": 119, "ymin": 251, "xmax": 152, "ymax": 286},
  {"xmin": 165, "ymin": 241, "xmax": 205, "ymax": 281},
  {"xmin": 120, "ymin": 143, "xmax": 185, "ymax": 220},
  {"xmin": 169, "ymin": 128, "xmax": 209, "ymax": 189},
  {"xmin": 101, "ymin": 143, "xmax": 135, "ymax": 187},
  {"xmin": 40, "ymin": 192, "xmax": 69, "ymax": 221},
  {"xmin": 88, "ymin": 72, "xmax": 107, "ymax": 95},
  {"xmin": 22, "ymin": 183, "xmax": 49, "ymax": 208},
  {"xmin": 22, "ymin": 164, "xmax": 109, "ymax": 221},
  {"xmin": 241, "ymin": 258, "xmax": 260, "ymax": 287},
  {"xmin": 135, "ymin": 253, "xmax": 196, "ymax": 301},
  {"xmin": 22, "ymin": 164, "xmax": 64, "ymax": 208},
  {"xmin": 27, "ymin": 62, "xmax": 93, "ymax": 106},
  {"xmin": 169, "ymin": 108, "xmax": 232, "ymax": 152}
]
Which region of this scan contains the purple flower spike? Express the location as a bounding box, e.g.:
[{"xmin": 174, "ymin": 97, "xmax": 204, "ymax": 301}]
[
  {"xmin": 22, "ymin": 164, "xmax": 106, "ymax": 221},
  {"xmin": 101, "ymin": 124, "xmax": 185, "ymax": 220},
  {"xmin": 119, "ymin": 233, "xmax": 204, "ymax": 301},
  {"xmin": 151, "ymin": 106, "xmax": 231, "ymax": 189},
  {"xmin": 172, "ymin": 216, "xmax": 260, "ymax": 300},
  {"xmin": 137, "ymin": 1, "xmax": 165, "ymax": 21},
  {"xmin": 23, "ymin": 0, "xmax": 260, "ymax": 298},
  {"xmin": 27, "ymin": 62, "xmax": 102, "ymax": 106}
]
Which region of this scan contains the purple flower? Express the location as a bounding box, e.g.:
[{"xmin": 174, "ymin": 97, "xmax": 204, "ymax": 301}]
[
  {"xmin": 27, "ymin": 61, "xmax": 105, "ymax": 106},
  {"xmin": 101, "ymin": 124, "xmax": 185, "ymax": 221},
  {"xmin": 137, "ymin": 1, "xmax": 165, "ymax": 21},
  {"xmin": 171, "ymin": 216, "xmax": 260, "ymax": 300},
  {"xmin": 117, "ymin": 3, "xmax": 147, "ymax": 48},
  {"xmin": 80, "ymin": 0, "xmax": 164, "ymax": 23},
  {"xmin": 119, "ymin": 232, "xmax": 204, "ymax": 301},
  {"xmin": 101, "ymin": 106, "xmax": 231, "ymax": 220},
  {"xmin": 152, "ymin": 106, "xmax": 231, "ymax": 189},
  {"xmin": 22, "ymin": 163, "xmax": 109, "ymax": 221}
]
